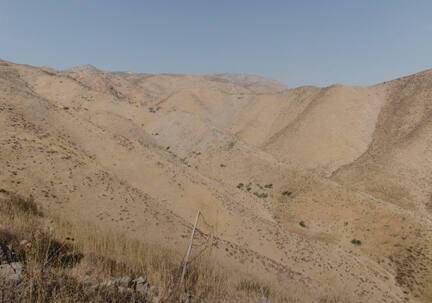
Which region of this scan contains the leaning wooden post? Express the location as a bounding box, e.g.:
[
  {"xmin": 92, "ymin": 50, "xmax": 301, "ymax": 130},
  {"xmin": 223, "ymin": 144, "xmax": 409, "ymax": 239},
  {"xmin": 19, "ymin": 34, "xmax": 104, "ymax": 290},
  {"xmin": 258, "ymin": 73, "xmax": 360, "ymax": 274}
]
[{"xmin": 180, "ymin": 210, "xmax": 200, "ymax": 285}]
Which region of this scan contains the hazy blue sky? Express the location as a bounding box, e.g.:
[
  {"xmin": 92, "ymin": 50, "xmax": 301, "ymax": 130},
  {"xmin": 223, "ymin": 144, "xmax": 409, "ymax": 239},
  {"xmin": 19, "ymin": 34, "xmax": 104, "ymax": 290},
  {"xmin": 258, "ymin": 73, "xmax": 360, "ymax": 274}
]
[{"xmin": 1, "ymin": 1, "xmax": 431, "ymax": 87}]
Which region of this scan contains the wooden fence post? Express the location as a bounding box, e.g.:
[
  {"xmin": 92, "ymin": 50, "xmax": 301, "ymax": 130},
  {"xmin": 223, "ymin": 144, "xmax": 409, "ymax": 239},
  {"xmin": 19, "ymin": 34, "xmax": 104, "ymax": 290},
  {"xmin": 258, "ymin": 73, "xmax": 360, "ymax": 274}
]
[{"xmin": 180, "ymin": 210, "xmax": 200, "ymax": 285}]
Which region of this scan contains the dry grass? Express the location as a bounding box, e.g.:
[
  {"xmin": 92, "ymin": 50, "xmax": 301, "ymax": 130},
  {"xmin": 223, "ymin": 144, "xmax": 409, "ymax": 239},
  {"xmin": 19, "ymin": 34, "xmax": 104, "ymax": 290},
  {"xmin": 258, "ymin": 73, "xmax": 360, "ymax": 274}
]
[{"xmin": 1, "ymin": 192, "xmax": 310, "ymax": 302}]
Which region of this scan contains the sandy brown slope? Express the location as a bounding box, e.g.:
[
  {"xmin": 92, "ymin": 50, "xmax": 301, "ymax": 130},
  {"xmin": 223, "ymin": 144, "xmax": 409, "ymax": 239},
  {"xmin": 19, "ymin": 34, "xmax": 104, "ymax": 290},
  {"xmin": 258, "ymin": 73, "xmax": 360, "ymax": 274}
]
[
  {"xmin": 333, "ymin": 70, "xmax": 432, "ymax": 212},
  {"xmin": 261, "ymin": 85, "xmax": 385, "ymax": 175},
  {"xmin": 0, "ymin": 58, "xmax": 431, "ymax": 302}
]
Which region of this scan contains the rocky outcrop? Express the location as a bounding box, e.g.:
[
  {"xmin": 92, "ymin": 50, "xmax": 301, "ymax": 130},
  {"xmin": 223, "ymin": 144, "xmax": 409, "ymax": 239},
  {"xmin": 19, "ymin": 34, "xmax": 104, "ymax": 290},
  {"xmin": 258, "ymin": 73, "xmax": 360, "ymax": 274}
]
[
  {"xmin": 0, "ymin": 262, "xmax": 23, "ymax": 302},
  {"xmin": 95, "ymin": 275, "xmax": 149, "ymax": 296}
]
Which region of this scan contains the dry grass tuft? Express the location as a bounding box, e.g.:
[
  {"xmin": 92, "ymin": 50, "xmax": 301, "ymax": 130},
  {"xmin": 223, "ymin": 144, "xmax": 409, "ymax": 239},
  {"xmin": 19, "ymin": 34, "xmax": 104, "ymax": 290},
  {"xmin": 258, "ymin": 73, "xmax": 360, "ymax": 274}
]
[
  {"xmin": 1, "ymin": 192, "xmax": 297, "ymax": 302},
  {"xmin": 237, "ymin": 279, "xmax": 270, "ymax": 298}
]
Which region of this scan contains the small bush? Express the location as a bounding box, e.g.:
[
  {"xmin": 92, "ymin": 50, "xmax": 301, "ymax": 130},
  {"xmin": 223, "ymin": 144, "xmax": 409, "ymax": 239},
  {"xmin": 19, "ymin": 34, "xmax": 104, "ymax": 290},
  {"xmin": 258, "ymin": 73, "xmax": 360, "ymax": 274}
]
[
  {"xmin": 237, "ymin": 183, "xmax": 244, "ymax": 189},
  {"xmin": 299, "ymin": 221, "xmax": 306, "ymax": 228},
  {"xmin": 253, "ymin": 192, "xmax": 268, "ymax": 199},
  {"xmin": 351, "ymin": 239, "xmax": 362, "ymax": 246},
  {"xmin": 29, "ymin": 232, "xmax": 84, "ymax": 268},
  {"xmin": 282, "ymin": 191, "xmax": 292, "ymax": 197},
  {"xmin": 63, "ymin": 106, "xmax": 70, "ymax": 110},
  {"xmin": 264, "ymin": 184, "xmax": 273, "ymax": 189},
  {"xmin": 1, "ymin": 194, "xmax": 42, "ymax": 216}
]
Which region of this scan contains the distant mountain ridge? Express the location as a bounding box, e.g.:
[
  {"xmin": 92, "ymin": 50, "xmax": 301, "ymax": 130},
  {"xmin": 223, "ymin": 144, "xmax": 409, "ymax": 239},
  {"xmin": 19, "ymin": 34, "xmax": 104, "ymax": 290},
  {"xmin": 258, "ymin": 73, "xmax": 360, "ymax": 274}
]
[
  {"xmin": 206, "ymin": 72, "xmax": 288, "ymax": 92},
  {"xmin": 64, "ymin": 64, "xmax": 101, "ymax": 73},
  {"xmin": 211, "ymin": 72, "xmax": 287, "ymax": 87},
  {"xmin": 63, "ymin": 64, "xmax": 288, "ymax": 92}
]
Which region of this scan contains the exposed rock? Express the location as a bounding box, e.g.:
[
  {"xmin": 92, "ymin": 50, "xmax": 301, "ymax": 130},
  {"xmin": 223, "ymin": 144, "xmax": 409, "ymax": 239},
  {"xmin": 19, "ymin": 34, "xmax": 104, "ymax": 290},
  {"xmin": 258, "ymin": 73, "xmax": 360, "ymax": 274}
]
[
  {"xmin": 64, "ymin": 64, "xmax": 101, "ymax": 73},
  {"xmin": 0, "ymin": 243, "xmax": 18, "ymax": 264},
  {"xmin": 0, "ymin": 262, "xmax": 23, "ymax": 284},
  {"xmin": 130, "ymin": 276, "xmax": 149, "ymax": 295},
  {"xmin": 97, "ymin": 275, "xmax": 149, "ymax": 296},
  {"xmin": 100, "ymin": 276, "xmax": 131, "ymax": 288}
]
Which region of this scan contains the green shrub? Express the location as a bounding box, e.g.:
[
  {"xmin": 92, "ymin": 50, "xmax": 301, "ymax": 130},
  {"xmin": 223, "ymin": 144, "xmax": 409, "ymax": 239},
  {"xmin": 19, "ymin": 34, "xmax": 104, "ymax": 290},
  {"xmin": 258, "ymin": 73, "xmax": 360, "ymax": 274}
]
[
  {"xmin": 253, "ymin": 192, "xmax": 268, "ymax": 199},
  {"xmin": 282, "ymin": 191, "xmax": 292, "ymax": 197},
  {"xmin": 351, "ymin": 239, "xmax": 362, "ymax": 246}
]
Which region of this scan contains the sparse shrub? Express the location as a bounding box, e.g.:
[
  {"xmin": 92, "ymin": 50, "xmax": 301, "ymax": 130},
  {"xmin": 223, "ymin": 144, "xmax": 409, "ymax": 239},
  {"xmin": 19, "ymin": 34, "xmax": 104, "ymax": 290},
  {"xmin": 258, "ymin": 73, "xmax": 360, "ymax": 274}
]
[
  {"xmin": 29, "ymin": 232, "xmax": 84, "ymax": 268},
  {"xmin": 237, "ymin": 279, "xmax": 270, "ymax": 298},
  {"xmin": 253, "ymin": 192, "xmax": 268, "ymax": 199},
  {"xmin": 264, "ymin": 184, "xmax": 273, "ymax": 189},
  {"xmin": 220, "ymin": 164, "xmax": 226, "ymax": 168},
  {"xmin": 351, "ymin": 239, "xmax": 362, "ymax": 246},
  {"xmin": 63, "ymin": 106, "xmax": 70, "ymax": 110},
  {"xmin": 1, "ymin": 194, "xmax": 42, "ymax": 216},
  {"xmin": 282, "ymin": 191, "xmax": 292, "ymax": 197},
  {"xmin": 299, "ymin": 221, "xmax": 306, "ymax": 228},
  {"xmin": 237, "ymin": 183, "xmax": 244, "ymax": 189}
]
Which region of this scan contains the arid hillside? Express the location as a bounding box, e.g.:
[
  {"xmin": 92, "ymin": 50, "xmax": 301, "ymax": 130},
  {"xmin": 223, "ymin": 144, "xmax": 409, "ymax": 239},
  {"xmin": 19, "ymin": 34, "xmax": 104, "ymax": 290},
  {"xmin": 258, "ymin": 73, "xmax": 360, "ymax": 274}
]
[{"xmin": 0, "ymin": 58, "xmax": 431, "ymax": 302}]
